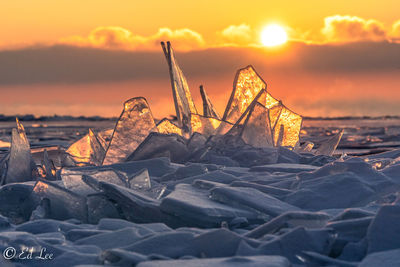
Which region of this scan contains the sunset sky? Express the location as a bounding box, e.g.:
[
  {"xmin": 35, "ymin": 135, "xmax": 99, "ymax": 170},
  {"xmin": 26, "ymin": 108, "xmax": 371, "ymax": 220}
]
[{"xmin": 1, "ymin": 0, "xmax": 400, "ymax": 118}]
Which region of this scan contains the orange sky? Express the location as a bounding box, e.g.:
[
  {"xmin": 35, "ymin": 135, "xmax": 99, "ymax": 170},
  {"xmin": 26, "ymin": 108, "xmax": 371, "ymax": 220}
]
[{"xmin": 0, "ymin": 1, "xmax": 400, "ymax": 118}]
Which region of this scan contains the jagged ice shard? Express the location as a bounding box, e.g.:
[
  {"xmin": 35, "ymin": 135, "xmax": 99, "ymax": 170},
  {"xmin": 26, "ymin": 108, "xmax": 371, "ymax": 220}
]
[
  {"xmin": 315, "ymin": 129, "xmax": 344, "ymax": 156},
  {"xmin": 4, "ymin": 118, "xmax": 34, "ymax": 184},
  {"xmin": 66, "ymin": 128, "xmax": 106, "ymax": 166},
  {"xmin": 223, "ymin": 66, "xmax": 267, "ymax": 124},
  {"xmin": 103, "ymin": 97, "xmax": 157, "ymax": 165},
  {"xmin": 241, "ymin": 102, "xmax": 274, "ymax": 148},
  {"xmin": 271, "ymin": 104, "xmax": 302, "ymax": 147},
  {"xmin": 157, "ymin": 119, "xmax": 183, "ymax": 136},
  {"xmin": 200, "ymin": 85, "xmax": 221, "ymax": 120},
  {"xmin": 161, "ymin": 41, "xmax": 197, "ymax": 134}
]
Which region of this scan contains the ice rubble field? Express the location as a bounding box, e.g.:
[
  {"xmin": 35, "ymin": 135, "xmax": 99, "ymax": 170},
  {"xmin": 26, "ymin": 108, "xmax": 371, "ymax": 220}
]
[
  {"xmin": 1, "ymin": 42, "xmax": 400, "ymax": 266},
  {"xmin": 0, "ymin": 119, "xmax": 400, "ymax": 267}
]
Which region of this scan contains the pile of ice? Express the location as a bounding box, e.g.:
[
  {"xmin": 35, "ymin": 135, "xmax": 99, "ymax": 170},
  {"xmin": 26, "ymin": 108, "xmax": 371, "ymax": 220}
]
[{"xmin": 0, "ymin": 42, "xmax": 399, "ymax": 266}]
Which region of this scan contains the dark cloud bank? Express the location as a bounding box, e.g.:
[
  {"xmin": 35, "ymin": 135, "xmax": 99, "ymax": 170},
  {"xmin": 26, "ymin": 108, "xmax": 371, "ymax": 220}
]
[{"xmin": 0, "ymin": 42, "xmax": 399, "ymax": 86}]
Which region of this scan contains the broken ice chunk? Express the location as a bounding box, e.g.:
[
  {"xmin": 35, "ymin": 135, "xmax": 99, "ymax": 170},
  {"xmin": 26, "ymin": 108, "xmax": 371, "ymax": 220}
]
[
  {"xmin": 5, "ymin": 118, "xmax": 35, "ymax": 184},
  {"xmin": 61, "ymin": 168, "xmax": 128, "ymax": 195},
  {"xmin": 66, "ymin": 128, "xmax": 105, "ymax": 166},
  {"xmin": 241, "ymin": 102, "xmax": 274, "ymax": 148},
  {"xmin": 295, "ymin": 141, "xmax": 314, "ymax": 153},
  {"xmin": 160, "ymin": 184, "xmax": 264, "ymax": 228},
  {"xmin": 98, "ymin": 181, "xmax": 181, "ymax": 226},
  {"xmin": 156, "ymin": 118, "xmax": 183, "ymax": 136},
  {"xmin": 42, "ymin": 149, "xmax": 56, "ymax": 180},
  {"xmin": 87, "ymin": 194, "xmax": 121, "ymax": 224},
  {"xmin": 210, "ymin": 186, "xmax": 300, "ymax": 217},
  {"xmin": 191, "ymin": 114, "xmax": 232, "ymax": 137},
  {"xmin": 0, "ymin": 182, "xmax": 39, "ymax": 224},
  {"xmin": 97, "ymin": 128, "xmax": 114, "ymax": 150},
  {"xmin": 103, "ymin": 97, "xmax": 157, "ymax": 165},
  {"xmin": 223, "ymin": 65, "xmax": 266, "ymax": 124},
  {"xmin": 128, "ymin": 169, "xmax": 151, "ymax": 190},
  {"xmin": 199, "ymin": 85, "xmax": 221, "ymax": 119},
  {"xmin": 32, "ymin": 179, "xmax": 88, "ymax": 222},
  {"xmin": 187, "ymin": 132, "xmax": 207, "ymax": 151},
  {"xmin": 161, "ymin": 41, "xmax": 197, "ymax": 133},
  {"xmin": 126, "ymin": 132, "xmax": 188, "ymax": 163},
  {"xmin": 315, "ymin": 129, "xmax": 344, "ymax": 156},
  {"xmin": 66, "ymin": 134, "xmax": 91, "ymax": 164},
  {"xmin": 88, "ymin": 129, "xmax": 106, "ymax": 165},
  {"xmin": 271, "ymin": 104, "xmax": 302, "ymax": 147}
]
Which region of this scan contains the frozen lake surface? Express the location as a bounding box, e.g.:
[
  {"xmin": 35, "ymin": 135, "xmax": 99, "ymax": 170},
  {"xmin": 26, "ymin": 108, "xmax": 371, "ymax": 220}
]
[{"xmin": 0, "ymin": 118, "xmax": 399, "ymax": 266}]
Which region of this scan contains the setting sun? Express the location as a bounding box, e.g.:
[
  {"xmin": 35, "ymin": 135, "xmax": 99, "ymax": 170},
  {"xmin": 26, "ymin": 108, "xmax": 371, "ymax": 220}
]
[{"xmin": 261, "ymin": 24, "xmax": 288, "ymax": 47}]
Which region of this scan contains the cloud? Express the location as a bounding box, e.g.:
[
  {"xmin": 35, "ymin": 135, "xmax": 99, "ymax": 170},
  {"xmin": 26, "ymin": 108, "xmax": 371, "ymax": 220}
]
[
  {"xmin": 391, "ymin": 20, "xmax": 400, "ymax": 42},
  {"xmin": 321, "ymin": 15, "xmax": 387, "ymax": 42},
  {"xmin": 60, "ymin": 26, "xmax": 205, "ymax": 51},
  {"xmin": 217, "ymin": 24, "xmax": 256, "ymax": 46}
]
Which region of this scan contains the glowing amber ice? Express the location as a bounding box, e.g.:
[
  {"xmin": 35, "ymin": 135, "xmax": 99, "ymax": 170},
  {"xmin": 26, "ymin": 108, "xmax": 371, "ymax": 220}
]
[
  {"xmin": 295, "ymin": 141, "xmax": 314, "ymax": 153},
  {"xmin": 191, "ymin": 114, "xmax": 233, "ymax": 137},
  {"xmin": 200, "ymin": 85, "xmax": 221, "ymax": 120},
  {"xmin": 157, "ymin": 118, "xmax": 183, "ymax": 136},
  {"xmin": 66, "ymin": 128, "xmax": 105, "ymax": 166},
  {"xmin": 5, "ymin": 118, "xmax": 33, "ymax": 184},
  {"xmin": 161, "ymin": 41, "xmax": 197, "ymax": 133},
  {"xmin": 271, "ymin": 104, "xmax": 302, "ymax": 147},
  {"xmin": 223, "ymin": 66, "xmax": 266, "ymax": 124},
  {"xmin": 102, "ymin": 97, "xmax": 157, "ymax": 165}
]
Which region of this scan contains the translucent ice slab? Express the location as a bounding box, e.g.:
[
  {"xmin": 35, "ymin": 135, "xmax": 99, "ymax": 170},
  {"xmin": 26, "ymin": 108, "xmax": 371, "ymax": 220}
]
[
  {"xmin": 5, "ymin": 118, "xmax": 34, "ymax": 184},
  {"xmin": 161, "ymin": 41, "xmax": 197, "ymax": 133},
  {"xmin": 33, "ymin": 179, "xmax": 88, "ymax": 221},
  {"xmin": 200, "ymin": 85, "xmax": 221, "ymax": 119},
  {"xmin": 157, "ymin": 119, "xmax": 183, "ymax": 136},
  {"xmin": 223, "ymin": 66, "xmax": 267, "ymax": 124},
  {"xmin": 103, "ymin": 97, "xmax": 157, "ymax": 165}
]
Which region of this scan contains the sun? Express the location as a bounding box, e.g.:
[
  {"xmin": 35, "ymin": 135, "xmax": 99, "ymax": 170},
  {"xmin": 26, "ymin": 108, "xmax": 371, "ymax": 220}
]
[{"xmin": 261, "ymin": 24, "xmax": 288, "ymax": 47}]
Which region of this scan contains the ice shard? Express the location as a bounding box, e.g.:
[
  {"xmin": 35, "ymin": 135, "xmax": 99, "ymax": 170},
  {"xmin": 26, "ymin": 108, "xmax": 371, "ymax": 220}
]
[
  {"xmin": 126, "ymin": 132, "xmax": 188, "ymax": 163},
  {"xmin": 97, "ymin": 128, "xmax": 114, "ymax": 150},
  {"xmin": 156, "ymin": 119, "xmax": 183, "ymax": 136},
  {"xmin": 66, "ymin": 134, "xmax": 91, "ymax": 164},
  {"xmin": 103, "ymin": 97, "xmax": 157, "ymax": 165},
  {"xmin": 315, "ymin": 129, "xmax": 344, "ymax": 156},
  {"xmin": 161, "ymin": 41, "xmax": 197, "ymax": 133},
  {"xmin": 241, "ymin": 102, "xmax": 274, "ymax": 148},
  {"xmin": 200, "ymin": 85, "xmax": 221, "ymax": 120},
  {"xmin": 295, "ymin": 141, "xmax": 314, "ymax": 153},
  {"xmin": 222, "ymin": 66, "xmax": 267, "ymax": 124},
  {"xmin": 32, "ymin": 179, "xmax": 88, "ymax": 222},
  {"xmin": 191, "ymin": 114, "xmax": 233, "ymax": 137},
  {"xmin": 42, "ymin": 149, "xmax": 56, "ymax": 180},
  {"xmin": 4, "ymin": 118, "xmax": 34, "ymax": 184},
  {"xmin": 271, "ymin": 104, "xmax": 303, "ymax": 147},
  {"xmin": 128, "ymin": 168, "xmax": 151, "ymax": 190},
  {"xmin": 88, "ymin": 129, "xmax": 106, "ymax": 166},
  {"xmin": 66, "ymin": 128, "xmax": 106, "ymax": 166},
  {"xmin": 61, "ymin": 168, "xmax": 128, "ymax": 195}
]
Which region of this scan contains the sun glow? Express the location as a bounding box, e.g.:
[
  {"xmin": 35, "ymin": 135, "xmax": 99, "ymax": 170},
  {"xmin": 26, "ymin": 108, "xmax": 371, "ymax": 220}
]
[{"xmin": 261, "ymin": 24, "xmax": 288, "ymax": 47}]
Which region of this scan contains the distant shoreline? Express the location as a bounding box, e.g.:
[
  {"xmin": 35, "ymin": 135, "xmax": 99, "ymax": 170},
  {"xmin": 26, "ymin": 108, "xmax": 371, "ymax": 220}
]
[{"xmin": 1, "ymin": 114, "xmax": 400, "ymax": 122}]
